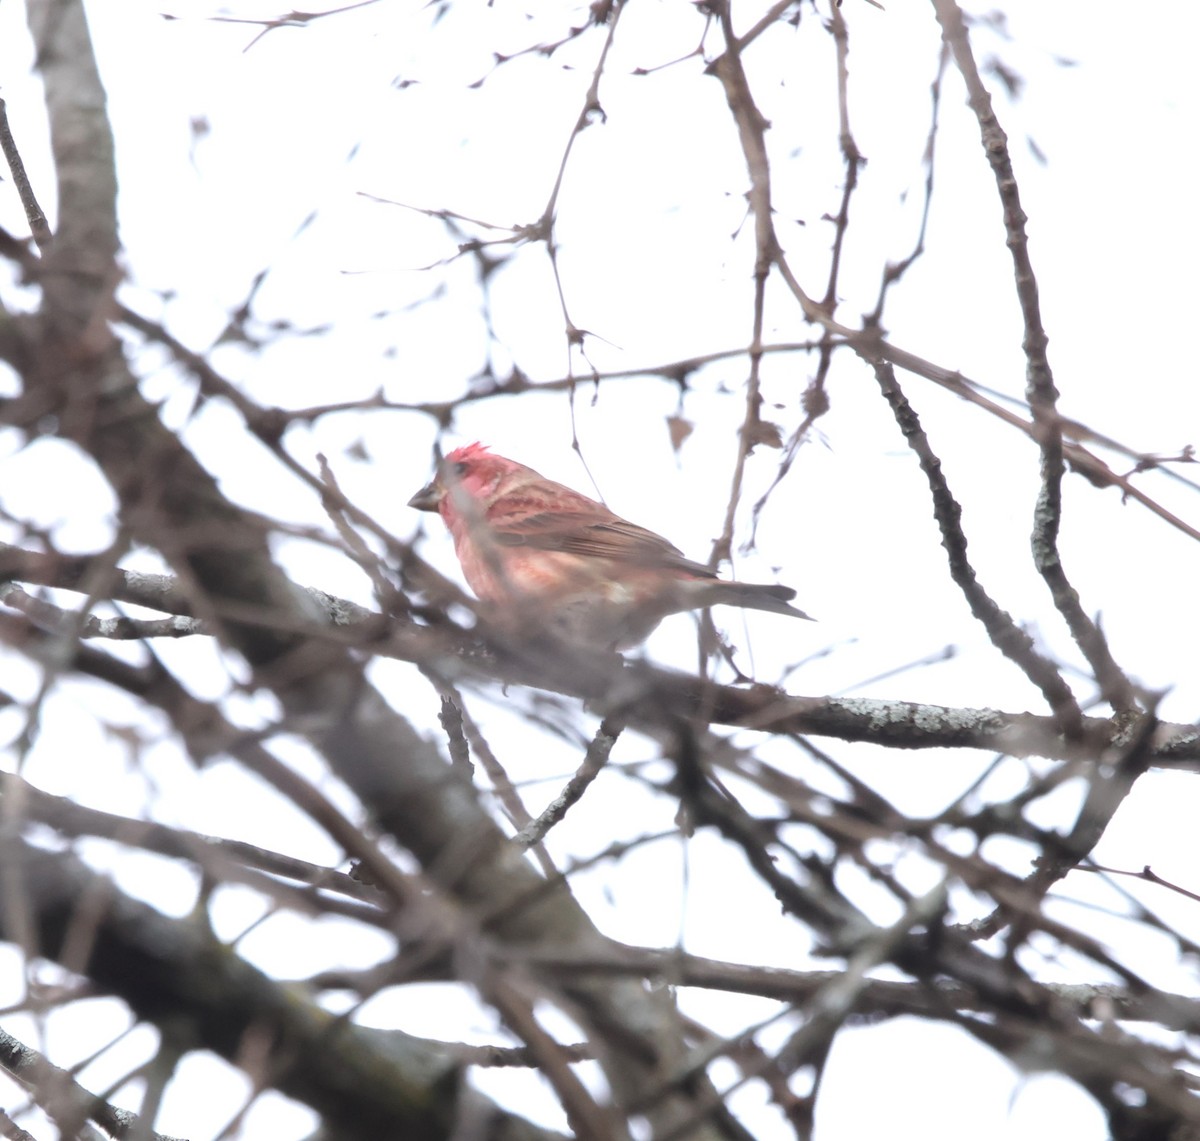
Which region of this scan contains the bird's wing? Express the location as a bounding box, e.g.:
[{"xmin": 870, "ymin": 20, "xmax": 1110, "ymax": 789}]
[{"xmin": 489, "ymin": 503, "xmax": 716, "ymax": 579}]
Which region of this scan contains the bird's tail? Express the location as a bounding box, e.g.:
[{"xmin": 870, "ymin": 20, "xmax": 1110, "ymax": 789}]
[{"xmin": 707, "ymin": 581, "xmax": 815, "ymax": 622}]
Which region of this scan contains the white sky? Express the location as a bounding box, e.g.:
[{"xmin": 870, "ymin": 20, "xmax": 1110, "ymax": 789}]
[{"xmin": 1, "ymin": 0, "xmax": 1199, "ymax": 1137}]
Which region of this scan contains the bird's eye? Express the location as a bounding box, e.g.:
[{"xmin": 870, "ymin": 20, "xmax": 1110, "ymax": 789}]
[{"xmin": 453, "ymin": 461, "xmax": 469, "ymax": 476}]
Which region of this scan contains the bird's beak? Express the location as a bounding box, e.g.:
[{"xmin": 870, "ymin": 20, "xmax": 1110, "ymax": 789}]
[{"xmin": 408, "ymin": 479, "xmax": 444, "ymax": 513}]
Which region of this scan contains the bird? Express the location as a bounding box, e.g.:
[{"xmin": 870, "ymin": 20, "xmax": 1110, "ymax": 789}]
[{"xmin": 408, "ymin": 443, "xmax": 813, "ymax": 650}]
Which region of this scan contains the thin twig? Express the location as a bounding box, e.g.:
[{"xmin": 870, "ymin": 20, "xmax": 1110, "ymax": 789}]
[
  {"xmin": 870, "ymin": 359, "xmax": 1083, "ymax": 735},
  {"xmin": 934, "ymin": 0, "xmax": 1138, "ymax": 713},
  {"xmin": 111, "ymin": 301, "xmax": 1200, "ymax": 551},
  {"xmin": 431, "ymin": 682, "xmax": 560, "ymax": 878},
  {"xmin": 707, "ymin": 0, "xmax": 780, "ymax": 598},
  {"xmin": 516, "ymin": 716, "xmax": 625, "ymax": 849},
  {"xmin": 869, "ymin": 41, "xmax": 947, "ymax": 322},
  {"xmin": 0, "ymin": 97, "xmax": 52, "ymax": 253},
  {"xmin": 0, "ymin": 1028, "xmax": 186, "ymax": 1141}
]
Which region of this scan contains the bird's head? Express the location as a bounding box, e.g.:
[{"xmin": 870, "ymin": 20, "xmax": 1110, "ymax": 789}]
[{"xmin": 408, "ymin": 443, "xmax": 532, "ymax": 516}]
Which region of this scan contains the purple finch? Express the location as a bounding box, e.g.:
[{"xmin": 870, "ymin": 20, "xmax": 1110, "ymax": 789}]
[{"xmin": 409, "ymin": 443, "xmax": 812, "ymax": 649}]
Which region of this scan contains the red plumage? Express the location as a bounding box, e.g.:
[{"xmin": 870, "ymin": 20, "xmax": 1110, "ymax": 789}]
[{"xmin": 409, "ymin": 443, "xmax": 812, "ymax": 649}]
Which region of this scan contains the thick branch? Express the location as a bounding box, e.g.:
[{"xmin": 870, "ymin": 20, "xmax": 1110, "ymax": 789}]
[
  {"xmin": 0, "ymin": 837, "xmax": 567, "ymax": 1141},
  {"xmin": 4, "ymin": 548, "xmax": 1200, "ymax": 769}
]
